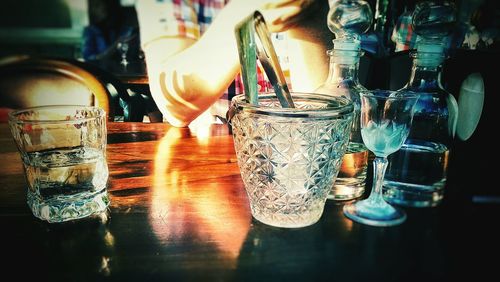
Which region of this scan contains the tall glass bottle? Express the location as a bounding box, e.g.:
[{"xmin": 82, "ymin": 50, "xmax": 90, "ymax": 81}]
[
  {"xmin": 383, "ymin": 1, "xmax": 458, "ymax": 207},
  {"xmin": 315, "ymin": 38, "xmax": 369, "ymax": 200},
  {"xmin": 319, "ymin": 0, "xmax": 372, "ymax": 200},
  {"xmin": 383, "ymin": 41, "xmax": 458, "ymax": 207}
]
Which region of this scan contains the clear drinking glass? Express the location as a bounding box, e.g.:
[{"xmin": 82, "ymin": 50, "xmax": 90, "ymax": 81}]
[
  {"xmin": 8, "ymin": 105, "xmax": 109, "ymax": 223},
  {"xmin": 229, "ymin": 93, "xmax": 353, "ymax": 228},
  {"xmin": 343, "ymin": 90, "xmax": 418, "ymax": 227}
]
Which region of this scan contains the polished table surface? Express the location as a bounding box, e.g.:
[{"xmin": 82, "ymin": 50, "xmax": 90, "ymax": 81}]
[{"xmin": 0, "ymin": 122, "xmax": 498, "ymax": 281}]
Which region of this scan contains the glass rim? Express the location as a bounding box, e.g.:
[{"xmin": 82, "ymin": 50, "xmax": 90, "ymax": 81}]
[
  {"xmin": 8, "ymin": 105, "xmax": 105, "ymax": 125},
  {"xmin": 231, "ymin": 92, "xmax": 354, "ymax": 118}
]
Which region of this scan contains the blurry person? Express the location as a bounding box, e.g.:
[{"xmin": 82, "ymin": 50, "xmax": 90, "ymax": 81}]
[
  {"xmin": 82, "ymin": 0, "xmax": 137, "ymax": 61},
  {"xmin": 136, "ymin": 0, "xmax": 331, "ymax": 127}
]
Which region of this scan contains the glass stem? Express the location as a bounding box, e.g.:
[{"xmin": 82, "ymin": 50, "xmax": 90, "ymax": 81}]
[{"xmin": 367, "ymin": 157, "xmax": 388, "ymax": 203}]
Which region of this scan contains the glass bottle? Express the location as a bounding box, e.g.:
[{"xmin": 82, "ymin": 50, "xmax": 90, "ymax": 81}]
[
  {"xmin": 383, "ymin": 1, "xmax": 458, "ymax": 207},
  {"xmin": 315, "ymin": 38, "xmax": 369, "ymax": 200},
  {"xmin": 319, "ymin": 0, "xmax": 372, "ymax": 200},
  {"xmin": 383, "ymin": 41, "xmax": 458, "ymax": 207}
]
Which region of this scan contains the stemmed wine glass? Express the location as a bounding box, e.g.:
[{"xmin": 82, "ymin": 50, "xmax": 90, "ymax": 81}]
[{"xmin": 343, "ymin": 90, "xmax": 419, "ymax": 226}]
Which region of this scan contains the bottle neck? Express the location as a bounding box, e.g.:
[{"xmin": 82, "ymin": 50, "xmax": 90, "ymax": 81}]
[
  {"xmin": 326, "ymin": 50, "xmax": 361, "ymax": 84},
  {"xmin": 407, "ymin": 54, "xmax": 444, "ymax": 90}
]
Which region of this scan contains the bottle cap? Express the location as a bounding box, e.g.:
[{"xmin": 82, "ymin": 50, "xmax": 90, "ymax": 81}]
[{"xmin": 328, "ymin": 0, "xmax": 373, "ymax": 37}]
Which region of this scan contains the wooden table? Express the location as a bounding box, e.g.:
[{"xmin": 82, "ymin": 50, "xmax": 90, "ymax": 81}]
[{"xmin": 0, "ymin": 122, "xmax": 498, "ymax": 281}]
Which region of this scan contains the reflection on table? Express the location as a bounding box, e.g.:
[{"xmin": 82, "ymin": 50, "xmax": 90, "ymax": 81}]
[{"xmin": 0, "ymin": 122, "xmax": 498, "ymax": 280}]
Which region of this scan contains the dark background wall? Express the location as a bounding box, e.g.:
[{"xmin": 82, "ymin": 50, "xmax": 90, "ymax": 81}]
[{"xmin": 0, "ymin": 0, "xmax": 88, "ymax": 58}]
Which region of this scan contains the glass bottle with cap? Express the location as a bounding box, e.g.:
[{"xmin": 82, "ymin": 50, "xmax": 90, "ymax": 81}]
[
  {"xmin": 383, "ymin": 1, "xmax": 459, "ymax": 207},
  {"xmin": 315, "ymin": 0, "xmax": 372, "ymax": 200}
]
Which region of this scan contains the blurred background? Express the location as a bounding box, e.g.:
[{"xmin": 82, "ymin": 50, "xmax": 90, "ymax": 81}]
[
  {"xmin": 0, "ymin": 0, "xmax": 138, "ymax": 60},
  {"xmin": 0, "ymin": 0, "xmax": 498, "ymax": 60}
]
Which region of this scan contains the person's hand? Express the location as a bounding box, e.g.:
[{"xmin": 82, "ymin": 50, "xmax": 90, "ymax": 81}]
[{"xmin": 233, "ymin": 0, "xmax": 320, "ymax": 33}]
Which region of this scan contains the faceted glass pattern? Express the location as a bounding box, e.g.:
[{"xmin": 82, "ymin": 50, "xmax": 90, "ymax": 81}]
[
  {"xmin": 230, "ymin": 93, "xmax": 353, "ymax": 228},
  {"xmin": 8, "ymin": 106, "xmax": 109, "ymax": 223}
]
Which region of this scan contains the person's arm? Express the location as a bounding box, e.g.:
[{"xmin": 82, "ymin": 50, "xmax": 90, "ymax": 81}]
[
  {"xmin": 138, "ymin": 0, "xmax": 330, "ymax": 127},
  {"xmin": 285, "ymin": 1, "xmax": 332, "ymax": 92}
]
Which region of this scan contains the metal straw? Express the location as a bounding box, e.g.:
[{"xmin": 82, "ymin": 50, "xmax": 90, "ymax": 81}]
[
  {"xmin": 235, "ymin": 13, "xmax": 259, "ymax": 106},
  {"xmin": 235, "ymin": 11, "xmax": 295, "ymax": 108},
  {"xmin": 254, "ymin": 12, "xmax": 295, "ymax": 108}
]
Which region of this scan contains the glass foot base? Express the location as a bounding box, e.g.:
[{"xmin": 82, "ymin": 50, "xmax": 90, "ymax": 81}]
[{"xmin": 343, "ymin": 200, "xmax": 406, "ymax": 227}]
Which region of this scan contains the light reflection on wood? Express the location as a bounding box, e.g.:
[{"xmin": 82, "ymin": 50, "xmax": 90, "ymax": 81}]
[{"xmin": 150, "ymin": 125, "xmax": 251, "ymax": 266}]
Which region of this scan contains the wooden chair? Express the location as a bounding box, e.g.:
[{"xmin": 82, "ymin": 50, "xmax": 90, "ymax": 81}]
[{"xmin": 0, "ymin": 56, "xmax": 116, "ymax": 122}]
